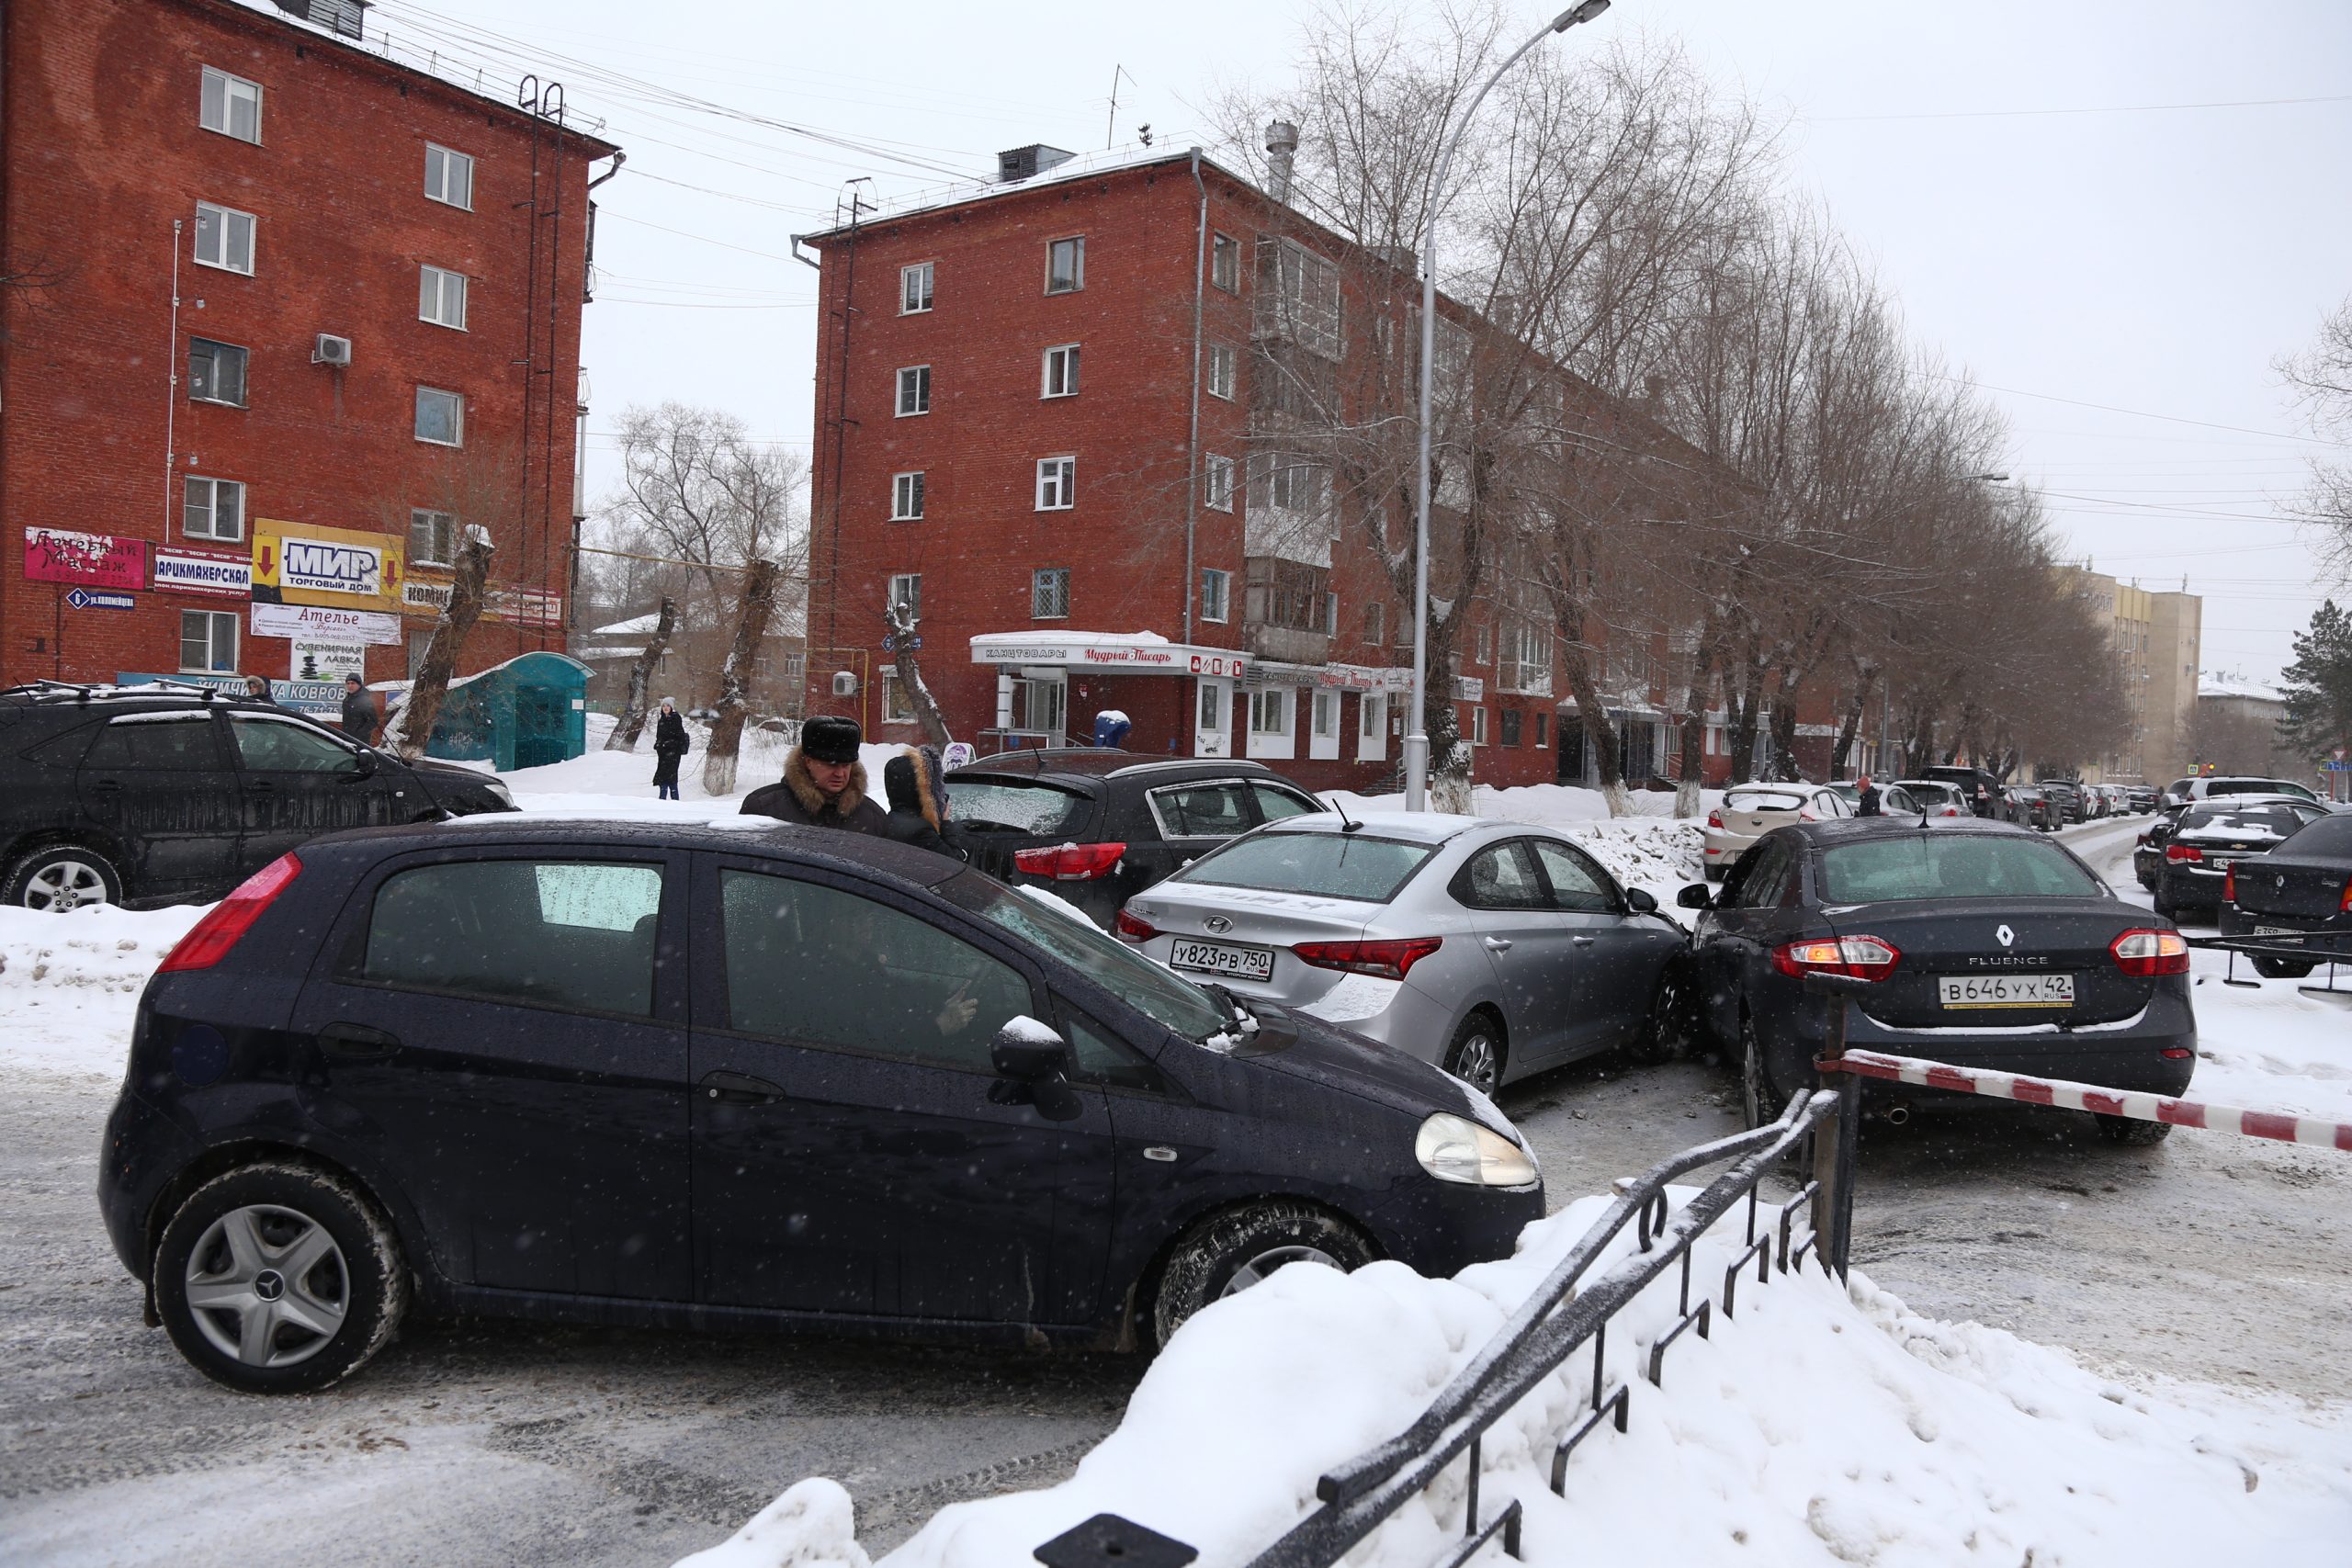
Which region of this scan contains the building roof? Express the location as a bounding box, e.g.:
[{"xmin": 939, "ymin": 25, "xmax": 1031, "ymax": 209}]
[
  {"xmin": 799, "ymin": 144, "xmax": 1207, "ymax": 244},
  {"xmin": 2199, "ymin": 672, "xmax": 2285, "ymax": 703}
]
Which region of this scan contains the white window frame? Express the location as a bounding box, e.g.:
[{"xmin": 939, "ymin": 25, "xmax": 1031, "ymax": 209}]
[
  {"xmin": 1035, "ymin": 456, "xmax": 1076, "ymax": 512},
  {"xmin": 424, "ymin": 143, "xmax": 474, "ymax": 209},
  {"xmin": 1032, "ymin": 567, "xmax": 1070, "ymax": 620},
  {"xmin": 1210, "ymin": 231, "xmax": 1239, "ymax": 293},
  {"xmin": 881, "ymin": 671, "xmax": 915, "ymax": 725},
  {"xmin": 182, "ymin": 477, "xmax": 245, "ymax": 542},
  {"xmin": 896, "ymin": 365, "xmax": 931, "ymax": 417},
  {"xmin": 1246, "ymin": 686, "xmax": 1295, "ymax": 761},
  {"xmin": 1364, "ymin": 601, "xmax": 1385, "ymax": 646},
  {"xmin": 180, "ymin": 607, "xmax": 239, "ymax": 673},
  {"xmin": 193, "ymin": 201, "xmax": 255, "ymax": 276},
  {"xmin": 1204, "ymin": 454, "xmax": 1234, "ymax": 513},
  {"xmin": 1046, "ymin": 236, "xmax": 1085, "ymax": 295},
  {"xmin": 419, "ymin": 265, "xmax": 469, "ymax": 331},
  {"xmin": 900, "ymin": 261, "xmax": 934, "ymax": 314},
  {"xmin": 891, "ymin": 470, "xmax": 925, "ymax": 521},
  {"xmin": 1357, "ymin": 692, "xmax": 1388, "ymax": 762},
  {"xmin": 1308, "ymin": 689, "xmax": 1341, "ymax": 761},
  {"xmin": 410, "ymin": 508, "xmax": 458, "ymax": 567},
  {"xmin": 200, "ymin": 67, "xmax": 262, "ymax": 144},
  {"xmin": 1042, "ymin": 343, "xmax": 1080, "ymax": 399},
  {"xmin": 1199, "ymin": 567, "xmax": 1230, "ymax": 625},
  {"xmin": 414, "ymin": 386, "xmax": 464, "ymax": 446},
  {"xmin": 887, "ymin": 572, "xmax": 922, "ymax": 618},
  {"xmin": 1206, "ymin": 343, "xmax": 1237, "ymax": 400},
  {"xmin": 1469, "ymin": 705, "xmax": 1488, "ymax": 746}
]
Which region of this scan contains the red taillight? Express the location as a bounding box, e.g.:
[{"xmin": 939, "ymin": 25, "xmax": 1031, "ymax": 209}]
[
  {"xmin": 2222, "ymin": 863, "xmax": 2236, "ymax": 904},
  {"xmin": 1012, "ymin": 841, "xmax": 1127, "ymax": 881},
  {"xmin": 1771, "ymin": 935, "xmax": 1900, "ymax": 983},
  {"xmin": 1706, "ymin": 809, "xmax": 1724, "ymax": 829},
  {"xmin": 157, "ymin": 853, "xmax": 302, "ymax": 974},
  {"xmin": 2111, "ymin": 928, "xmax": 2189, "ymax": 977},
  {"xmin": 2340, "ymin": 875, "xmax": 2352, "ymax": 914},
  {"xmin": 1114, "ymin": 907, "xmax": 1159, "ymax": 942},
  {"xmin": 2164, "ymin": 843, "xmax": 2203, "ymax": 863},
  {"xmin": 1940, "ymin": 806, "xmax": 1960, "ymax": 818},
  {"xmin": 1797, "ymin": 809, "xmax": 1819, "ymax": 823},
  {"xmin": 1293, "ymin": 936, "xmax": 1442, "ymax": 981}
]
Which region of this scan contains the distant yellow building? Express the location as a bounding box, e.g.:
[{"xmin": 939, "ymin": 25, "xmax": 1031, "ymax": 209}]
[{"xmin": 2053, "ymin": 563, "xmax": 2199, "ymax": 784}]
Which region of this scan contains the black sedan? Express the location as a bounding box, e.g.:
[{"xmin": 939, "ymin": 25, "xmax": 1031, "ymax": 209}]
[
  {"xmin": 2151, "ymin": 798, "xmax": 2333, "ymax": 920},
  {"xmin": 98, "ymin": 820, "xmax": 1543, "ymax": 1393},
  {"xmin": 2219, "ymin": 812, "xmax": 2352, "ymax": 978},
  {"xmin": 1683, "ymin": 818, "xmax": 2193, "ymax": 1145}
]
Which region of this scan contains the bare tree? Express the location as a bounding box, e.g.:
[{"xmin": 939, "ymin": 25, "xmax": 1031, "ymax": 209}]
[
  {"xmin": 605, "ymin": 595, "xmax": 678, "ymax": 751},
  {"xmin": 2278, "ymin": 295, "xmax": 2352, "ymax": 578},
  {"xmin": 382, "ymin": 527, "xmax": 493, "ymax": 760},
  {"xmin": 704, "ymin": 558, "xmax": 782, "ymax": 796},
  {"xmin": 885, "ymin": 599, "xmax": 953, "ymax": 748}
]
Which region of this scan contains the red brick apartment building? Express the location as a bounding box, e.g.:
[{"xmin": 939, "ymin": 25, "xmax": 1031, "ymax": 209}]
[
  {"xmin": 800, "ymin": 141, "xmax": 1788, "ymax": 794},
  {"xmin": 0, "ymin": 0, "xmax": 617, "ymax": 711}
]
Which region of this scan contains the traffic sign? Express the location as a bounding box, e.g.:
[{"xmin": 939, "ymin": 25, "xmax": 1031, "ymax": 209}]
[{"xmin": 64, "ymin": 588, "xmax": 135, "ymax": 611}]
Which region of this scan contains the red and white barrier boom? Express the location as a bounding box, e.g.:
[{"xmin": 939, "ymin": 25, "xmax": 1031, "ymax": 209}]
[{"xmin": 1818, "ymin": 1048, "xmax": 2352, "ymax": 1152}]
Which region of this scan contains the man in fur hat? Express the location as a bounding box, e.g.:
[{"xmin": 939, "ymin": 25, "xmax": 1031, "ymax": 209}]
[{"xmin": 741, "ymin": 714, "xmax": 888, "ymax": 835}]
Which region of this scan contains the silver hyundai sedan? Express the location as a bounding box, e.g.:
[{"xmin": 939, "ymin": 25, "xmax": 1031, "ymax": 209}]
[{"xmin": 1114, "ymin": 812, "xmax": 1690, "ymax": 1091}]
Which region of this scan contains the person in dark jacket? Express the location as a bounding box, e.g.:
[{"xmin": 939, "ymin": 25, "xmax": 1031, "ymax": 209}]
[
  {"xmin": 339, "ymin": 675, "xmax": 378, "ymax": 744},
  {"xmin": 241, "ymin": 675, "xmax": 278, "ymax": 705},
  {"xmin": 650, "ymin": 698, "xmax": 689, "ymax": 800},
  {"xmin": 741, "ymin": 714, "xmax": 888, "ymax": 835},
  {"xmin": 1855, "ymin": 775, "xmax": 1883, "ymax": 817},
  {"xmin": 880, "ymin": 746, "xmax": 967, "ymax": 860}
]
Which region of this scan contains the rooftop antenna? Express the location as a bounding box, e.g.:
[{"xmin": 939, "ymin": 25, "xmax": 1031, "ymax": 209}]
[
  {"xmin": 1106, "ymin": 64, "xmax": 1136, "ymax": 150},
  {"xmin": 1326, "ymin": 793, "xmax": 1363, "ymax": 833}
]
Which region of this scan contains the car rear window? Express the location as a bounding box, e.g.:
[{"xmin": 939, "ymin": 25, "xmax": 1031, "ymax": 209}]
[
  {"xmin": 1170, "ymin": 830, "xmax": 1436, "ymax": 903},
  {"xmin": 2181, "ymin": 805, "xmax": 2307, "ymax": 837},
  {"xmin": 1724, "ymin": 789, "xmax": 1804, "ymax": 812},
  {"xmin": 2206, "ymin": 778, "xmax": 2309, "ymax": 800},
  {"xmin": 945, "ymin": 777, "xmax": 1091, "ymax": 835},
  {"xmin": 2283, "ymin": 816, "xmax": 2352, "ymax": 854},
  {"xmin": 1817, "ymin": 835, "xmax": 2100, "ymax": 903}
]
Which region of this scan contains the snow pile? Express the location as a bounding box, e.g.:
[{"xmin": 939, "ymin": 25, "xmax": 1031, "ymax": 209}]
[
  {"xmin": 679, "ymin": 1192, "xmax": 2352, "ymax": 1568},
  {"xmin": 2187, "ymin": 960, "xmax": 2352, "ymax": 1122},
  {"xmin": 493, "ymin": 720, "xmax": 907, "ymax": 822},
  {"xmin": 0, "ymin": 902, "xmax": 209, "ymax": 1075}
]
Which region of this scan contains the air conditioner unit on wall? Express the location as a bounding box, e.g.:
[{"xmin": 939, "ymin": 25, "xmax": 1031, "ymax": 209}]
[
  {"xmin": 313, "ymin": 333, "xmax": 353, "ymax": 367},
  {"xmin": 832, "ymin": 671, "xmax": 858, "ymax": 698}
]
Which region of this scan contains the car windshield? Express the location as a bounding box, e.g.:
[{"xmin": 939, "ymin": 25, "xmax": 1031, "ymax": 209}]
[
  {"xmin": 944, "ymin": 777, "xmax": 1091, "ymax": 835},
  {"xmin": 1817, "ymin": 834, "xmax": 2102, "ymax": 903},
  {"xmin": 1170, "ymin": 829, "xmax": 1437, "ymax": 903},
  {"xmin": 2180, "ymin": 805, "xmax": 2307, "ymax": 838},
  {"xmin": 934, "ymin": 870, "xmax": 1227, "ymax": 1042},
  {"xmin": 1725, "ymin": 789, "xmax": 1805, "ymax": 812}
]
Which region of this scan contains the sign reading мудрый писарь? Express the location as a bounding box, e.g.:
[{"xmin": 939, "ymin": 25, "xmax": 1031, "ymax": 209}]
[{"xmin": 251, "ymin": 521, "xmax": 405, "ymax": 613}]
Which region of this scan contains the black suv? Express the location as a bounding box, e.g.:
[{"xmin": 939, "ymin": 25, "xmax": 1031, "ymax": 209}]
[
  {"xmin": 944, "ymin": 750, "xmax": 1323, "ymax": 927},
  {"xmin": 100, "ymin": 819, "xmax": 1541, "ymax": 1391},
  {"xmin": 0, "ymin": 682, "xmax": 514, "ymax": 910}
]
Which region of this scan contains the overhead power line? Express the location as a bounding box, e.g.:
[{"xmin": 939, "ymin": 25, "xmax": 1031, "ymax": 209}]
[
  {"xmin": 1928, "ymin": 372, "xmax": 2350, "ymax": 448},
  {"xmin": 1810, "ymin": 94, "xmax": 2352, "ymax": 124}
]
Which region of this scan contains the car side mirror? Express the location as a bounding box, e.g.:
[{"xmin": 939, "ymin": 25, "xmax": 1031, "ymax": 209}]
[
  {"xmin": 1676, "ymin": 884, "xmax": 1713, "ymax": 910},
  {"xmin": 1624, "ymin": 886, "xmax": 1658, "ymax": 914},
  {"xmin": 343, "ymin": 750, "xmax": 378, "ymax": 778},
  {"xmin": 990, "ymin": 1018, "xmax": 1069, "ymax": 1081}
]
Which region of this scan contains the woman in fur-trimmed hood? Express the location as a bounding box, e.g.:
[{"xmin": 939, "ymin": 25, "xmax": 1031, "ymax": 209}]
[
  {"xmin": 881, "ymin": 745, "xmax": 967, "ymax": 860},
  {"xmin": 740, "ymin": 715, "xmax": 888, "ymax": 835}
]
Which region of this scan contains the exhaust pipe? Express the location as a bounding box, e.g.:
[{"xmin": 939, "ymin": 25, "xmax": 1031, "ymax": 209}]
[{"xmin": 1882, "ymin": 1100, "xmax": 1913, "ymax": 1127}]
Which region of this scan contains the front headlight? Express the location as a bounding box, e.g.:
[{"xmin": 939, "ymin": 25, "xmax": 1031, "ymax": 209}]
[{"xmin": 1415, "ymin": 1112, "xmax": 1538, "ymax": 1189}]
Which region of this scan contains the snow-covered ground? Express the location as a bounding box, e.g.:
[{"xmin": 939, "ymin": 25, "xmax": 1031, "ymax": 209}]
[{"xmin": 681, "ymin": 1190, "xmax": 2352, "ymax": 1568}]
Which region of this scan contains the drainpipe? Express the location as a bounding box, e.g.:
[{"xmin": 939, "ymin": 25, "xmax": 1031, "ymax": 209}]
[{"xmin": 1184, "ymin": 149, "xmax": 1207, "ymax": 649}]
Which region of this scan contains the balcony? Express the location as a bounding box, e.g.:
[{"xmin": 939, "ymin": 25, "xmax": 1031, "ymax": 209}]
[{"xmin": 1246, "ymin": 623, "xmax": 1330, "ymax": 665}]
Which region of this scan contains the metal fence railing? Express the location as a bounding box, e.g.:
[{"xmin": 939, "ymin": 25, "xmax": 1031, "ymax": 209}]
[{"xmin": 1035, "ymin": 993, "xmax": 1863, "ymax": 1568}]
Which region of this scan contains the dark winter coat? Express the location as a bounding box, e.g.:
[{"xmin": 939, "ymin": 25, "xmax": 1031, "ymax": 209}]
[
  {"xmin": 651, "ymin": 710, "xmax": 688, "ymax": 788},
  {"xmin": 1856, "ymin": 784, "xmax": 1883, "ymax": 818},
  {"xmin": 880, "ymin": 748, "xmax": 966, "ymax": 861},
  {"xmin": 741, "ymin": 747, "xmax": 889, "ymax": 835},
  {"xmin": 340, "ymin": 687, "xmax": 378, "ymax": 743}
]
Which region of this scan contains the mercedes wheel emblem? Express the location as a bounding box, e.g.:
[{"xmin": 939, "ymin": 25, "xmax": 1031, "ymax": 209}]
[
  {"xmin": 1996, "ymin": 923, "xmax": 2015, "ymax": 948},
  {"xmin": 1204, "ymin": 915, "xmax": 1232, "ymax": 934}
]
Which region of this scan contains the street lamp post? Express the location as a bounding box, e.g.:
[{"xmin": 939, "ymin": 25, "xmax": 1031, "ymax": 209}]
[{"xmin": 1405, "ymin": 0, "xmax": 1612, "ymax": 812}]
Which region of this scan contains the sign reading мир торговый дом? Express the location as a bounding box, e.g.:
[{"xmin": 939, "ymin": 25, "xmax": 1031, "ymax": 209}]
[{"xmin": 251, "ymin": 522, "xmax": 405, "ymax": 613}]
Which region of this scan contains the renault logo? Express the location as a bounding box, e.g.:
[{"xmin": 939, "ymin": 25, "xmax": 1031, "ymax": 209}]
[
  {"xmin": 2277, "ymin": 874, "xmax": 2288, "ymax": 889},
  {"xmin": 1996, "ymin": 924, "xmax": 2015, "ymax": 948},
  {"xmin": 1204, "ymin": 915, "xmax": 1232, "ymax": 934}
]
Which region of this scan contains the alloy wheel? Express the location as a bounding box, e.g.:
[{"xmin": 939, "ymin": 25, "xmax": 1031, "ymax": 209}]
[
  {"xmin": 1740, "ymin": 1020, "xmax": 1768, "ymax": 1130},
  {"xmin": 1219, "ymin": 1243, "xmax": 1342, "ymax": 1298},
  {"xmin": 23, "ymin": 857, "xmax": 112, "ymax": 912},
  {"xmin": 183, "ymin": 1204, "xmax": 350, "ymax": 1369},
  {"xmin": 1448, "ymin": 1029, "xmax": 1500, "ymax": 1093}
]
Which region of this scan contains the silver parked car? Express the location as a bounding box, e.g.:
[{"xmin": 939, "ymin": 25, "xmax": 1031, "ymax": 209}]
[
  {"xmin": 1114, "ymin": 812, "xmax": 1690, "ymax": 1092},
  {"xmin": 1704, "ymin": 784, "xmax": 1852, "ymax": 879}
]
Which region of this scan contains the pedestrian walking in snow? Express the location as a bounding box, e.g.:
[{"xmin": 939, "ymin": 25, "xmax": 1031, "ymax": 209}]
[
  {"xmin": 651, "ymin": 698, "xmax": 688, "ymax": 801},
  {"xmin": 741, "ymin": 714, "xmax": 888, "ymax": 835},
  {"xmin": 1856, "ymin": 775, "xmax": 1883, "ymax": 817},
  {"xmin": 881, "ymin": 746, "xmax": 967, "ymax": 860},
  {"xmin": 339, "ymin": 674, "xmax": 378, "ymax": 743}
]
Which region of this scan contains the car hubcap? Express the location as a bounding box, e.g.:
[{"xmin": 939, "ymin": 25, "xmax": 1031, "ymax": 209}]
[
  {"xmin": 184, "ymin": 1204, "xmax": 348, "ymax": 1368},
  {"xmin": 23, "ymin": 858, "xmax": 109, "ymax": 912},
  {"xmin": 1220, "ymin": 1243, "xmax": 1341, "ymax": 1298},
  {"xmin": 1450, "ymin": 1032, "xmax": 1498, "ymax": 1092}
]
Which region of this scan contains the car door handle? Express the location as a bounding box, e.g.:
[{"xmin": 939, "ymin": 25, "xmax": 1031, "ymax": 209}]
[
  {"xmin": 699, "ymin": 1069, "xmax": 786, "ymax": 1104},
  {"xmin": 317, "ymin": 1022, "xmax": 401, "ymax": 1061},
  {"xmin": 1482, "ymin": 936, "xmax": 1512, "ymax": 953},
  {"xmin": 246, "ymin": 780, "xmax": 277, "ymax": 793},
  {"xmin": 1572, "ymin": 935, "xmax": 1596, "ymax": 947}
]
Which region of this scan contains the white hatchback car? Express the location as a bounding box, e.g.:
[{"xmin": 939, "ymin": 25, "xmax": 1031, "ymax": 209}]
[{"xmin": 1702, "ymin": 784, "xmax": 1851, "ymax": 879}]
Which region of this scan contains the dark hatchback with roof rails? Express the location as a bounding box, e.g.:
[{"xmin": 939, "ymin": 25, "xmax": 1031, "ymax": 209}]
[
  {"xmin": 1684, "ymin": 817, "xmax": 2193, "ymax": 1145},
  {"xmin": 944, "ymin": 749, "xmax": 1323, "ymax": 927},
  {"xmin": 98, "ymin": 818, "xmax": 1543, "ymax": 1393},
  {"xmin": 0, "ymin": 682, "xmax": 514, "ymax": 911}
]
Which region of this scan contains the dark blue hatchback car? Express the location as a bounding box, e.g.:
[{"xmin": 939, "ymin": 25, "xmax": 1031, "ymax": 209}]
[{"xmin": 100, "ymin": 820, "xmax": 1544, "ymax": 1392}]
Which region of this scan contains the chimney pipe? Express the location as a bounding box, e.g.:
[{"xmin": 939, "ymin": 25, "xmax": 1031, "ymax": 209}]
[{"xmin": 1264, "ymin": 120, "xmax": 1300, "ymax": 205}]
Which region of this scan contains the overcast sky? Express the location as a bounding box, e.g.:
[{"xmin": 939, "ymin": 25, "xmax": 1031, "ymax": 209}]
[{"xmin": 355, "ymin": 0, "xmax": 2352, "ymax": 683}]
